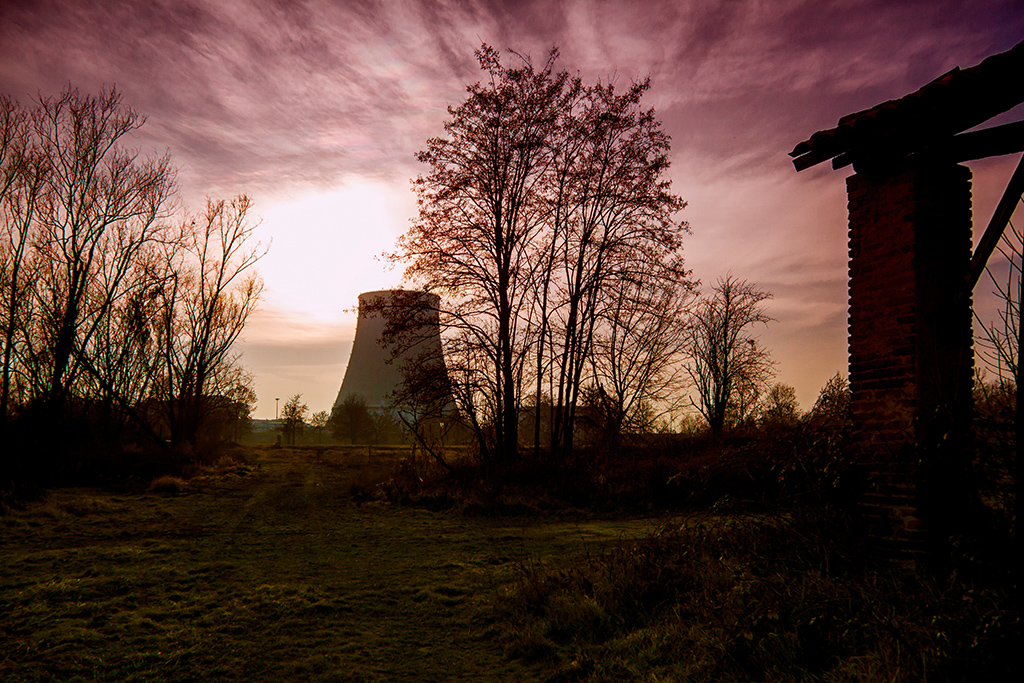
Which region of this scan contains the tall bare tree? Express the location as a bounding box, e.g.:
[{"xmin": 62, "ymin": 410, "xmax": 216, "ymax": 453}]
[
  {"xmin": 23, "ymin": 88, "xmax": 175, "ymax": 416},
  {"xmin": 0, "ymin": 95, "xmax": 45, "ymax": 424},
  {"xmin": 587, "ymin": 275, "xmax": 692, "ymax": 444},
  {"xmin": 153, "ymin": 195, "xmax": 264, "ymax": 452},
  {"xmin": 1, "ymin": 87, "xmax": 267, "ymax": 476},
  {"xmin": 396, "ymin": 45, "xmax": 688, "ymax": 462},
  {"xmin": 687, "ymin": 274, "xmax": 774, "ymax": 434},
  {"xmin": 543, "ymin": 79, "xmax": 687, "ymax": 457},
  {"xmin": 395, "ymin": 46, "xmax": 568, "ymax": 463}
]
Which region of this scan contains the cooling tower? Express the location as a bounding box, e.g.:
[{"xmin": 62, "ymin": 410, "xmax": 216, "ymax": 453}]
[{"xmin": 334, "ymin": 290, "xmax": 449, "ymax": 411}]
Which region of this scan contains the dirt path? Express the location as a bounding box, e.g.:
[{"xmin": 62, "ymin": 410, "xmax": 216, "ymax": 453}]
[{"xmin": 1, "ymin": 448, "xmax": 663, "ymax": 682}]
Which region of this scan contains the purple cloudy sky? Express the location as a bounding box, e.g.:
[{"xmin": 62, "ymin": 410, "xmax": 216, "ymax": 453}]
[{"xmin": 2, "ymin": 0, "xmax": 1022, "ymax": 418}]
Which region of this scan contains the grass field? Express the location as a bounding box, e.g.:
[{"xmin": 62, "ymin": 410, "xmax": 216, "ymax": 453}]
[{"xmin": 0, "ymin": 446, "xmax": 666, "ymax": 682}]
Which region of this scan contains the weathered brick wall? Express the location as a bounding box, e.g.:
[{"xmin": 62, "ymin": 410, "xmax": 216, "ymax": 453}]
[{"xmin": 847, "ymin": 160, "xmax": 974, "ymax": 556}]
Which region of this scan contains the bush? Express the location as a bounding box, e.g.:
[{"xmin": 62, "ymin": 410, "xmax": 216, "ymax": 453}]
[
  {"xmin": 146, "ymin": 475, "xmax": 187, "ymax": 495},
  {"xmin": 498, "ymin": 512, "xmax": 1018, "ymax": 682},
  {"xmin": 340, "ymin": 417, "xmax": 857, "ymax": 517}
]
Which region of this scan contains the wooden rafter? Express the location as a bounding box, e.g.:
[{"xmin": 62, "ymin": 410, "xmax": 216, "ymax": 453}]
[{"xmin": 791, "ymin": 40, "xmax": 1024, "ymax": 173}]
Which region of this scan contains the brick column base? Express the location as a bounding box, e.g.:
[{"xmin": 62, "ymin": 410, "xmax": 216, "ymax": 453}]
[{"xmin": 847, "ymin": 159, "xmax": 974, "ymax": 558}]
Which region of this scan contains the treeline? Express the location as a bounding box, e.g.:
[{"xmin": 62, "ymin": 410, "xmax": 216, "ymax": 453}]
[
  {"xmin": 1, "ymin": 88, "xmax": 264, "ymax": 483},
  {"xmin": 388, "ymin": 45, "xmax": 775, "ymax": 464}
]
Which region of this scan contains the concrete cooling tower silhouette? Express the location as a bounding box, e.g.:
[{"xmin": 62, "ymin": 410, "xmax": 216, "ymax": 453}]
[{"xmin": 334, "ymin": 290, "xmax": 448, "ymax": 411}]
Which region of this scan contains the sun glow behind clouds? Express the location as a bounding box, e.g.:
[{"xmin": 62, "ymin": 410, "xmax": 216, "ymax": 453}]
[
  {"xmin": 238, "ymin": 180, "xmax": 415, "ymax": 416},
  {"xmin": 255, "ymin": 180, "xmax": 412, "ymax": 323}
]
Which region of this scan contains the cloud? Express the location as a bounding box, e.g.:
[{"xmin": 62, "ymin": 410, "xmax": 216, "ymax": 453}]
[
  {"xmin": 4, "ymin": 0, "xmax": 1020, "ymax": 205},
  {"xmin": 3, "ymin": 0, "xmax": 1021, "ymax": 414},
  {"xmin": 2, "ymin": 0, "xmax": 482, "ymax": 202}
]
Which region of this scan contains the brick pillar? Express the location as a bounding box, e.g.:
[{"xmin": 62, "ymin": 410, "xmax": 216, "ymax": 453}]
[{"xmin": 847, "ymin": 159, "xmax": 974, "ymax": 557}]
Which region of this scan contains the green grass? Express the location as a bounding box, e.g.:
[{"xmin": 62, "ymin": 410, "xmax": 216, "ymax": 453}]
[
  {"xmin": 0, "ymin": 446, "xmax": 662, "ymax": 682},
  {"xmin": 3, "ymin": 446, "xmax": 1016, "ymax": 682}
]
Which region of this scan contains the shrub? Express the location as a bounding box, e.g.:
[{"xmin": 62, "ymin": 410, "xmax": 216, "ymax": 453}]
[
  {"xmin": 498, "ymin": 512, "xmax": 1018, "ymax": 682},
  {"xmin": 146, "ymin": 475, "xmax": 187, "ymax": 495}
]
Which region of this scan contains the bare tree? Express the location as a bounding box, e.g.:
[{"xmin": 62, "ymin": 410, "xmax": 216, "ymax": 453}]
[
  {"xmin": 0, "ymin": 95, "xmax": 45, "ymax": 424},
  {"xmin": 686, "ymin": 275, "xmax": 774, "ymax": 434},
  {"xmin": 395, "ymin": 45, "xmax": 568, "ymax": 463},
  {"xmin": 395, "ymin": 45, "xmax": 688, "ymax": 462},
  {"xmin": 976, "ymin": 213, "xmax": 1020, "ymax": 386},
  {"xmin": 543, "ymin": 79, "xmax": 688, "ymax": 458},
  {"xmin": 1, "ymin": 88, "xmax": 268, "ymax": 475},
  {"xmin": 153, "ymin": 195, "xmax": 265, "ymax": 453},
  {"xmin": 587, "ymin": 276, "xmax": 692, "ymax": 444},
  {"xmin": 280, "ymin": 393, "xmax": 307, "ymax": 446},
  {"xmin": 0, "ymin": 87, "xmax": 178, "ymax": 441},
  {"xmin": 23, "ymin": 88, "xmax": 175, "ymax": 416}
]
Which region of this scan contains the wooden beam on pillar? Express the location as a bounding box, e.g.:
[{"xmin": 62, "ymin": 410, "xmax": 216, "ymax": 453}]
[
  {"xmin": 965, "ymin": 153, "xmax": 1024, "ymax": 295},
  {"xmin": 831, "ymin": 121, "xmax": 1024, "ymax": 173}
]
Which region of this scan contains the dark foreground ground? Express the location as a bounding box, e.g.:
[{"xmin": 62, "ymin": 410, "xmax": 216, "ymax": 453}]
[{"xmin": 0, "ymin": 447, "xmax": 662, "ymax": 682}]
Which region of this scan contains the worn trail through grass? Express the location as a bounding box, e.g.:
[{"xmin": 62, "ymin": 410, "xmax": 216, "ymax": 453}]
[{"xmin": 1, "ymin": 448, "xmax": 660, "ymax": 682}]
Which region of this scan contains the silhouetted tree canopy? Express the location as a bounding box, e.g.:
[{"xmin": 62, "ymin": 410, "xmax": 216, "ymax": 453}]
[
  {"xmin": 330, "ymin": 394, "xmax": 373, "ymax": 444},
  {"xmin": 280, "ymin": 393, "xmax": 307, "ymax": 446},
  {"xmin": 1, "ymin": 87, "xmax": 265, "ymax": 477},
  {"xmin": 393, "ymin": 44, "xmax": 688, "ymax": 462}
]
